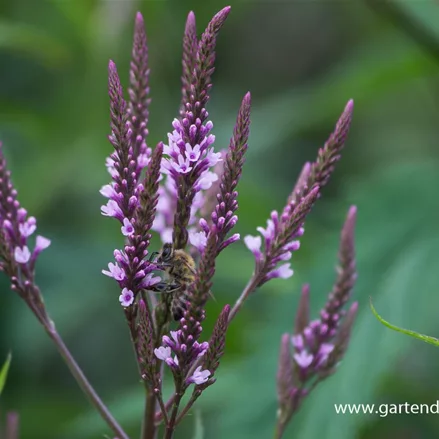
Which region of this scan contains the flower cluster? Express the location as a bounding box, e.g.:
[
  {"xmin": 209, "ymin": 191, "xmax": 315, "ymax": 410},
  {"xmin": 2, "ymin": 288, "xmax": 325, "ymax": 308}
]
[
  {"xmin": 173, "ymin": 92, "xmax": 251, "ymax": 383},
  {"xmin": 0, "ymin": 143, "xmax": 50, "ymax": 310},
  {"xmin": 276, "ymin": 206, "xmax": 358, "ymax": 434},
  {"xmin": 98, "ymin": 8, "xmax": 240, "ymax": 436},
  {"xmin": 154, "ymin": 329, "xmax": 210, "ymax": 385},
  {"xmin": 0, "ymin": 6, "xmax": 359, "ymax": 439},
  {"xmin": 244, "ymin": 100, "xmax": 354, "ymax": 290},
  {"xmin": 168, "ymin": 6, "xmax": 231, "ymax": 251},
  {"xmin": 100, "ymin": 17, "xmax": 162, "ymax": 309}
]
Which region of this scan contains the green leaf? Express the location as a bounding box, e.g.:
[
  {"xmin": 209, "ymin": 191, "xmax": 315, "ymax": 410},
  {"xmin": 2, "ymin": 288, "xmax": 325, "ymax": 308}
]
[
  {"xmin": 370, "ymin": 297, "xmax": 439, "ymax": 347},
  {"xmin": 0, "ymin": 21, "xmax": 70, "ymax": 68},
  {"xmin": 0, "ymin": 352, "xmax": 12, "ymax": 396},
  {"xmin": 193, "ymin": 410, "xmax": 204, "ymax": 439}
]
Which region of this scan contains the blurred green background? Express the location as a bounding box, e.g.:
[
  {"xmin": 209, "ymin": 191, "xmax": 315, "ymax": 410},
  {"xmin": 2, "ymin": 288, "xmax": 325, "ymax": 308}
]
[{"xmin": 1, "ymin": 0, "xmax": 439, "ymax": 438}]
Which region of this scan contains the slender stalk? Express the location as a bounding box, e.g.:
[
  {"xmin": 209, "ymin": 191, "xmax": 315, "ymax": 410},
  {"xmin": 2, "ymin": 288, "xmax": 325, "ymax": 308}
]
[
  {"xmin": 44, "ymin": 324, "xmax": 128, "ymax": 439},
  {"xmin": 163, "ymin": 386, "xmax": 183, "ymax": 439},
  {"xmin": 175, "ymin": 393, "xmax": 199, "ymax": 426},
  {"xmin": 228, "ymin": 275, "xmax": 260, "ymax": 322},
  {"xmin": 154, "ymin": 390, "xmax": 169, "ymax": 426},
  {"xmin": 272, "ymin": 419, "xmax": 286, "ymax": 439},
  {"xmin": 155, "ymin": 394, "xmax": 175, "ymax": 423},
  {"xmin": 141, "ymin": 389, "xmax": 157, "ymax": 439}
]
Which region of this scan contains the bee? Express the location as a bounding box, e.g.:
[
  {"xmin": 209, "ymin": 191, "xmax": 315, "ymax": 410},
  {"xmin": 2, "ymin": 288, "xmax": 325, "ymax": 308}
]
[{"xmin": 150, "ymin": 243, "xmax": 196, "ymax": 321}]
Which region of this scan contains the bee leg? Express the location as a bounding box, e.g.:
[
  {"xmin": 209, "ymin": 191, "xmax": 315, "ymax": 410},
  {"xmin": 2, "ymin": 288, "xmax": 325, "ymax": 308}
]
[
  {"xmin": 148, "ymin": 251, "xmax": 159, "ymax": 262},
  {"xmin": 152, "ymin": 281, "xmax": 171, "ymax": 293},
  {"xmin": 155, "ymin": 262, "xmax": 173, "ymax": 270},
  {"xmin": 152, "ymin": 281, "xmax": 181, "ymax": 294}
]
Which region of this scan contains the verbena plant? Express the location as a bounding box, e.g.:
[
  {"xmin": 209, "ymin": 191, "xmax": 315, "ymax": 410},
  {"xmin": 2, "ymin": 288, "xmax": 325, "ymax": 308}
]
[{"xmin": 0, "ymin": 7, "xmax": 357, "ymax": 439}]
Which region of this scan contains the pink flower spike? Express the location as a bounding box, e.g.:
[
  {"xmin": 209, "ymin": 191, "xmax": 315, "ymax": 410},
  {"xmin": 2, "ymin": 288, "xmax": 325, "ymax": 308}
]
[
  {"xmin": 102, "ymin": 262, "xmax": 126, "ymax": 281},
  {"xmin": 187, "ymin": 366, "xmax": 211, "ymax": 385},
  {"xmin": 14, "ymin": 246, "xmax": 31, "ymax": 264},
  {"xmin": 119, "ymin": 288, "xmax": 134, "ymax": 307},
  {"xmin": 121, "ymin": 218, "xmax": 135, "ymax": 236},
  {"xmin": 154, "ymin": 346, "xmax": 171, "ymax": 361},
  {"xmin": 19, "ymin": 217, "xmax": 37, "ymax": 238}
]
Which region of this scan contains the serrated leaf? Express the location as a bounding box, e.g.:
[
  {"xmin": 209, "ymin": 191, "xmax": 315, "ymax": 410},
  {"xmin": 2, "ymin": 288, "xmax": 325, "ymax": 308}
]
[
  {"xmin": 370, "ymin": 298, "xmax": 439, "ymax": 347},
  {"xmin": 0, "ymin": 352, "xmax": 12, "ymax": 396}
]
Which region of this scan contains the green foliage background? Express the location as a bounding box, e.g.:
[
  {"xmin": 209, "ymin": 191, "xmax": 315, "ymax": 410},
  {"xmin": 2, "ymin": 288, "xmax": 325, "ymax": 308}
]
[{"xmin": 1, "ymin": 0, "xmax": 439, "ymax": 438}]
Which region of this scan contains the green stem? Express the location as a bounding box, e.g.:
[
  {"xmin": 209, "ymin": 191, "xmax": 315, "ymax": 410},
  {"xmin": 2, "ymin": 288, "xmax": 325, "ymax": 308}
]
[
  {"xmin": 155, "ymin": 394, "xmax": 175, "ymax": 423},
  {"xmin": 163, "ymin": 387, "xmax": 183, "ymax": 439},
  {"xmin": 45, "ymin": 325, "xmax": 128, "ymax": 439},
  {"xmin": 273, "ymin": 420, "xmax": 286, "ymax": 439},
  {"xmin": 175, "ymin": 392, "xmax": 199, "ymax": 426},
  {"xmin": 141, "ymin": 389, "xmax": 157, "ymax": 439},
  {"xmin": 229, "ymin": 272, "xmax": 261, "ymax": 322}
]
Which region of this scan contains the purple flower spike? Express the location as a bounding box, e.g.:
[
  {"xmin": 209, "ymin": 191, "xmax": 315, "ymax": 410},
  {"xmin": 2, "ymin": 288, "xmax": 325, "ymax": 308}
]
[
  {"xmin": 240, "ymin": 100, "xmax": 354, "ymax": 319},
  {"xmin": 277, "ymin": 334, "xmax": 294, "ymax": 414},
  {"xmin": 180, "ymin": 11, "xmax": 198, "ymax": 118},
  {"xmin": 211, "ymin": 92, "xmax": 251, "ymax": 252},
  {"xmin": 105, "ymin": 60, "xmax": 138, "ymax": 219},
  {"xmin": 167, "ymin": 6, "xmax": 231, "ymax": 250},
  {"xmin": 176, "ymin": 93, "xmax": 251, "ymax": 363},
  {"xmin": 0, "ymin": 142, "xmax": 49, "ymax": 320},
  {"xmin": 319, "ymin": 301, "xmax": 358, "ymax": 379},
  {"xmin": 293, "ymin": 284, "xmax": 310, "ymax": 335},
  {"xmin": 201, "ymin": 305, "xmax": 231, "ymax": 384},
  {"xmin": 102, "ymin": 45, "xmax": 162, "ymax": 313},
  {"xmin": 155, "ymin": 325, "xmax": 210, "ymax": 380},
  {"xmin": 310, "ymin": 100, "xmax": 354, "ymax": 190},
  {"xmin": 289, "ymin": 100, "xmax": 354, "ymax": 206},
  {"xmin": 137, "ymin": 299, "xmax": 156, "ymax": 385},
  {"xmin": 275, "ymin": 205, "xmax": 358, "ymax": 430},
  {"xmin": 128, "ymin": 12, "xmax": 151, "ymax": 165},
  {"xmin": 321, "ymin": 205, "xmax": 357, "ymax": 334},
  {"xmin": 244, "ymin": 186, "xmax": 320, "ymax": 289}
]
